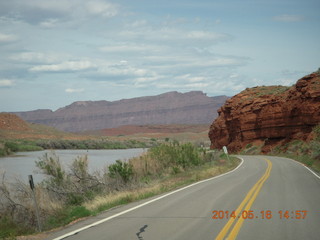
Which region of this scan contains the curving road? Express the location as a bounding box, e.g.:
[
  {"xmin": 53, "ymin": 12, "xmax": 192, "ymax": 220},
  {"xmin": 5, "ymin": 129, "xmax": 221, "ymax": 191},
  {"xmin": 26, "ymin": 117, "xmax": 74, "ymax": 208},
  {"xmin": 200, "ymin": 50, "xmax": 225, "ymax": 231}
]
[{"xmin": 46, "ymin": 156, "xmax": 320, "ymax": 240}]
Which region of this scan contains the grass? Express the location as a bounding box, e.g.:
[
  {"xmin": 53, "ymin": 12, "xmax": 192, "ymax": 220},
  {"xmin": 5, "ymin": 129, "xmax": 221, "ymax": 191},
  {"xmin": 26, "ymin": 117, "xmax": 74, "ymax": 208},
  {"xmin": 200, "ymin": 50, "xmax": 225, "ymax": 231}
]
[
  {"xmin": 0, "ymin": 216, "xmax": 33, "ymax": 239},
  {"xmin": 46, "ymin": 206, "xmax": 91, "ymax": 229},
  {"xmin": 238, "ymin": 85, "xmax": 290, "ymax": 105}
]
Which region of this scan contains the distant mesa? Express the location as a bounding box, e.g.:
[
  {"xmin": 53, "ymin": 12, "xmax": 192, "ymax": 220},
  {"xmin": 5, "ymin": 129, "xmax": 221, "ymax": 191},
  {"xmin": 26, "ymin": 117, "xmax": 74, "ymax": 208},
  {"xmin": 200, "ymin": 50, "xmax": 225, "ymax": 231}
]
[
  {"xmin": 13, "ymin": 91, "xmax": 228, "ymax": 132},
  {"xmin": 209, "ymin": 72, "xmax": 320, "ymax": 153}
]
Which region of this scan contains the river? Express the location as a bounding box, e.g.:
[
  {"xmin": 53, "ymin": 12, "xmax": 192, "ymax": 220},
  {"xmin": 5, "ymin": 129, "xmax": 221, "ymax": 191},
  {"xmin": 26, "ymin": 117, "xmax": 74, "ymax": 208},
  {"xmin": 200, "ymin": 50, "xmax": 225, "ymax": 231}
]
[{"xmin": 0, "ymin": 148, "xmax": 146, "ymax": 183}]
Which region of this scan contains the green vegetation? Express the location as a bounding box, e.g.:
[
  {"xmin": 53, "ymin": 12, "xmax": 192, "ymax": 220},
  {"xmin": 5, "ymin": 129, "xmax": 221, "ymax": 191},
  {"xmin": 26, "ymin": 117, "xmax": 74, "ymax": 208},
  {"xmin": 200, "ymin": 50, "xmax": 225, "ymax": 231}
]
[
  {"xmin": 254, "ymin": 86, "xmax": 290, "ymax": 97},
  {"xmin": 269, "ymin": 124, "xmax": 320, "ymax": 172},
  {"xmin": 0, "ymin": 141, "xmax": 239, "ymax": 238},
  {"xmin": 239, "ymin": 124, "xmax": 320, "ymax": 173},
  {"xmin": 241, "ymin": 143, "xmax": 261, "ymax": 155},
  {"xmin": 0, "ymin": 138, "xmax": 155, "ymax": 157},
  {"xmin": 36, "ymin": 139, "xmax": 152, "ymax": 150},
  {"xmin": 236, "ymin": 124, "xmax": 320, "ymax": 174},
  {"xmin": 0, "ymin": 140, "xmax": 43, "ymax": 157},
  {"xmin": 108, "ymin": 160, "xmax": 133, "ymax": 183},
  {"xmin": 0, "ymin": 216, "xmax": 33, "ymax": 239}
]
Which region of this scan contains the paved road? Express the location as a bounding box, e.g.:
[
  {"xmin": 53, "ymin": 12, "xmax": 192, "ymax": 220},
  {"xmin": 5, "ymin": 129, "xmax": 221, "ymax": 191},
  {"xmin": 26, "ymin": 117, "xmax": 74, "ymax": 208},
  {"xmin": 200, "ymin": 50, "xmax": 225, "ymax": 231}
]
[{"xmin": 46, "ymin": 156, "xmax": 320, "ymax": 240}]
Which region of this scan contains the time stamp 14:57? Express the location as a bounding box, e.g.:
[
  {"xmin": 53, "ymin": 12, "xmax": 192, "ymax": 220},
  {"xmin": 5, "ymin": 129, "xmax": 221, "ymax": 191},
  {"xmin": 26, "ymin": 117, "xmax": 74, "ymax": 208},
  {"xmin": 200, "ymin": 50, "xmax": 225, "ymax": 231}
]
[{"xmin": 212, "ymin": 210, "xmax": 308, "ymax": 220}]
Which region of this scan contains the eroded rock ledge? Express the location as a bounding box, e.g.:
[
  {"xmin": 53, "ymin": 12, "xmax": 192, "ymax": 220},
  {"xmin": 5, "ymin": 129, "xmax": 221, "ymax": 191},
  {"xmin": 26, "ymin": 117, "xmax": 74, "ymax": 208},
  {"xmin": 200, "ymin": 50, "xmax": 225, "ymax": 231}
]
[{"xmin": 209, "ymin": 72, "xmax": 320, "ymax": 152}]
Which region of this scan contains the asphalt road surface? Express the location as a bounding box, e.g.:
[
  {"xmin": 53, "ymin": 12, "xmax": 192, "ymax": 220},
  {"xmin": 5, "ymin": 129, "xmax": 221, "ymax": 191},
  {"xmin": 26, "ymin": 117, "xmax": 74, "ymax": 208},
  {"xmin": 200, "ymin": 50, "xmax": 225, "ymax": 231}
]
[{"xmin": 46, "ymin": 155, "xmax": 320, "ymax": 240}]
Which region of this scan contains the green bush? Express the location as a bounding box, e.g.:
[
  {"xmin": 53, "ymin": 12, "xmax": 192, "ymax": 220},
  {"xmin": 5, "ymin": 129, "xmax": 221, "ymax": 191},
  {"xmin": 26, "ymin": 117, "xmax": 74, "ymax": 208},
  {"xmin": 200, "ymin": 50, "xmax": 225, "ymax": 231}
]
[
  {"xmin": 108, "ymin": 160, "xmax": 133, "ymax": 183},
  {"xmin": 149, "ymin": 142, "xmax": 202, "ymax": 170},
  {"xmin": 1, "ymin": 140, "xmax": 43, "ymax": 156},
  {"xmin": 4, "ymin": 142, "xmax": 19, "ymax": 152},
  {"xmin": 36, "ymin": 153, "xmax": 104, "ymax": 205}
]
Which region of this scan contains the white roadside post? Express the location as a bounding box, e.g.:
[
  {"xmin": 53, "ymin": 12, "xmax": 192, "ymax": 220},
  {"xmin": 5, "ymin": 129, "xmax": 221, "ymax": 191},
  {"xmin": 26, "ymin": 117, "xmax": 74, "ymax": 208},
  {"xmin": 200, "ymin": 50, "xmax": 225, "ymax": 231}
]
[
  {"xmin": 28, "ymin": 175, "xmax": 42, "ymax": 232},
  {"xmin": 222, "ymin": 146, "xmax": 230, "ymax": 162}
]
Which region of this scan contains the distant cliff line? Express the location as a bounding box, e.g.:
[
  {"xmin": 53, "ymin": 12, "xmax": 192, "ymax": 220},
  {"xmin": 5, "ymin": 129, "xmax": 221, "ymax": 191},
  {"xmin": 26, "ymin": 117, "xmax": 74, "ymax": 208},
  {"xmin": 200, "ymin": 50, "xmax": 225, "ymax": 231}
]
[{"xmin": 13, "ymin": 91, "xmax": 228, "ymax": 132}]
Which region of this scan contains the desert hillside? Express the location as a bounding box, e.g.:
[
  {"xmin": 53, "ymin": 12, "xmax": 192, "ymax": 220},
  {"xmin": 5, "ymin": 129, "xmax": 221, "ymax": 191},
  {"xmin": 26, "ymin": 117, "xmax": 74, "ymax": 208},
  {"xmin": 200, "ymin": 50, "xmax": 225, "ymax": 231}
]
[{"xmin": 0, "ymin": 113, "xmax": 88, "ymax": 140}]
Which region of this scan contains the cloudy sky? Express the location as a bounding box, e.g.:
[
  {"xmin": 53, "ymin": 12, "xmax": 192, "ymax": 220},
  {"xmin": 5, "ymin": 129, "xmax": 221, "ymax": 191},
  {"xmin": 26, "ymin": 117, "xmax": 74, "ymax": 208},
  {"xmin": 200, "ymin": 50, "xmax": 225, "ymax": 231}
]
[{"xmin": 0, "ymin": 0, "xmax": 319, "ymax": 112}]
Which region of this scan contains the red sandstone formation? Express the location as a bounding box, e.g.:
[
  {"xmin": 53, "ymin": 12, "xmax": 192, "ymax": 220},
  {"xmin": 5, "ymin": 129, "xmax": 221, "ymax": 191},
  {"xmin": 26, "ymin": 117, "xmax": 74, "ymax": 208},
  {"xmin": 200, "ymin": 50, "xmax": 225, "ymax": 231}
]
[{"xmin": 209, "ymin": 72, "xmax": 320, "ymax": 153}]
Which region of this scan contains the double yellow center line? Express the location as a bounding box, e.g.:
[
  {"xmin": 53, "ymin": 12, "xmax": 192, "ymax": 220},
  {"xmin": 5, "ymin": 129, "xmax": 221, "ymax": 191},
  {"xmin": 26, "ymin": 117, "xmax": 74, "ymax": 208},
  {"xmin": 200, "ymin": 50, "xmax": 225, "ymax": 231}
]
[{"xmin": 215, "ymin": 158, "xmax": 272, "ymax": 240}]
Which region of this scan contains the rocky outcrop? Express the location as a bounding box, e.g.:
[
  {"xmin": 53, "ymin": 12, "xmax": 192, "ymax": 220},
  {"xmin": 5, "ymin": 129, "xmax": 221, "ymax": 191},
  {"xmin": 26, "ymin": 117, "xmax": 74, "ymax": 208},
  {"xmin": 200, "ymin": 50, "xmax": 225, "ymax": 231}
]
[
  {"xmin": 13, "ymin": 91, "xmax": 228, "ymax": 132},
  {"xmin": 209, "ymin": 72, "xmax": 320, "ymax": 152}
]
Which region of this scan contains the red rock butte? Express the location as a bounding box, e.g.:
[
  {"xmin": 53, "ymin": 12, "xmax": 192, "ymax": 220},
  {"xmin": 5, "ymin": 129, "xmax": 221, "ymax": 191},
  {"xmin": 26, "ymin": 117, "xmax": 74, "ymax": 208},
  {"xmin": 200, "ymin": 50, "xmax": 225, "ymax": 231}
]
[{"xmin": 209, "ymin": 72, "xmax": 320, "ymax": 153}]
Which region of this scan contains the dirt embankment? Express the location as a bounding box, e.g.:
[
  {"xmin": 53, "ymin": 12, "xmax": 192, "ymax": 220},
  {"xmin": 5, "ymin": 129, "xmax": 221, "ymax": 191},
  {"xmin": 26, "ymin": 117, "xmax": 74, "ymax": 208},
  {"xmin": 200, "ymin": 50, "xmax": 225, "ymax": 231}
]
[{"xmin": 0, "ymin": 113, "xmax": 30, "ymax": 131}]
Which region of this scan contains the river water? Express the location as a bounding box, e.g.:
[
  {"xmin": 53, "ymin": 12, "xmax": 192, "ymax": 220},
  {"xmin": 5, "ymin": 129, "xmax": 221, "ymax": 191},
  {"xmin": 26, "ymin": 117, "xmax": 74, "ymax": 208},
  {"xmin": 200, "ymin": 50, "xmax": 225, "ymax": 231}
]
[{"xmin": 0, "ymin": 148, "xmax": 146, "ymax": 183}]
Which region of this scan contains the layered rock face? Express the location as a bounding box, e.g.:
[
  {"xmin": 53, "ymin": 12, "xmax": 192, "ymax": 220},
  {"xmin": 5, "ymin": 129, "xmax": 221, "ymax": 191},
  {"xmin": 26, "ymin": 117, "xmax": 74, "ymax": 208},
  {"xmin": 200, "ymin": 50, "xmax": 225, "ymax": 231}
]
[
  {"xmin": 14, "ymin": 91, "xmax": 228, "ymax": 132},
  {"xmin": 209, "ymin": 72, "xmax": 320, "ymax": 152}
]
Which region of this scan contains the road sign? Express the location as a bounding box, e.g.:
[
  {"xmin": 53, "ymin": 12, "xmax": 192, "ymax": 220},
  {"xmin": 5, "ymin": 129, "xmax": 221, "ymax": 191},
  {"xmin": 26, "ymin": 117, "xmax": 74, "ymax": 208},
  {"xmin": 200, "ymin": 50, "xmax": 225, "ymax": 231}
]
[
  {"xmin": 223, "ymin": 146, "xmax": 228, "ymax": 155},
  {"xmin": 222, "ymin": 146, "xmax": 230, "ymax": 161}
]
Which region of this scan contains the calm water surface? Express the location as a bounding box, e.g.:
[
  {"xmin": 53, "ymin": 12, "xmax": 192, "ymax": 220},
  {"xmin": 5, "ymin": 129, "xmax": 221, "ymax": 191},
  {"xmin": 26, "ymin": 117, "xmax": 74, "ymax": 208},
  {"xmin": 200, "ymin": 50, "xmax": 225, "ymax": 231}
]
[{"xmin": 0, "ymin": 149, "xmax": 146, "ymax": 183}]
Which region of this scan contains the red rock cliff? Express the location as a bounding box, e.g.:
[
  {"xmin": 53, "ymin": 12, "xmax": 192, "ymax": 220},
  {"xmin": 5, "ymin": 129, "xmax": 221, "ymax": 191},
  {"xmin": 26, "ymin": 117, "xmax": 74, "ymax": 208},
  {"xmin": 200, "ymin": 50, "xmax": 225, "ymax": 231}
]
[{"xmin": 209, "ymin": 72, "xmax": 320, "ymax": 152}]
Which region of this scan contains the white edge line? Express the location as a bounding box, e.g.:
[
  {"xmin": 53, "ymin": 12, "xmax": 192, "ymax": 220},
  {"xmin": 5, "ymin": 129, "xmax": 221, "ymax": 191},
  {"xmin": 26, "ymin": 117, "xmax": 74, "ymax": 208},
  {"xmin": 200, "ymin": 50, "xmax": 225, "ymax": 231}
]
[
  {"xmin": 280, "ymin": 156, "xmax": 320, "ymax": 180},
  {"xmin": 52, "ymin": 157, "xmax": 244, "ymax": 240},
  {"xmin": 303, "ymin": 165, "xmax": 320, "ymax": 180}
]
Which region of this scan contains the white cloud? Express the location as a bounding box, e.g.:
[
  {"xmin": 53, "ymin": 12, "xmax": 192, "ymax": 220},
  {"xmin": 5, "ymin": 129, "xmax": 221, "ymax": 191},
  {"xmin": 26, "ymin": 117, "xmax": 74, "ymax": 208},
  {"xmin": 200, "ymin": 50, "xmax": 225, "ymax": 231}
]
[
  {"xmin": 273, "ymin": 14, "xmax": 303, "ymax": 22},
  {"xmin": 39, "ymin": 18, "xmax": 60, "ymax": 28},
  {"xmin": 100, "ymin": 43, "xmax": 166, "ymax": 53},
  {"xmin": 97, "ymin": 64, "xmax": 149, "ymax": 77},
  {"xmin": 188, "ymin": 76, "xmax": 206, "ymax": 82},
  {"xmin": 0, "ymin": 79, "xmax": 14, "ymax": 87},
  {"xmin": 65, "ymin": 88, "xmax": 84, "ymax": 93},
  {"xmin": 186, "ymin": 82, "xmax": 209, "ymax": 88},
  {"xmin": 187, "ymin": 31, "xmax": 226, "ymax": 40},
  {"xmin": 85, "ymin": 1, "xmax": 118, "ymax": 18},
  {"xmin": 127, "ymin": 20, "xmax": 147, "ymax": 28},
  {"xmin": 1, "ymin": 0, "xmax": 119, "ymax": 26},
  {"xmin": 30, "ymin": 60, "xmax": 95, "ymax": 72},
  {"xmin": 119, "ymin": 28, "xmax": 229, "ymax": 43},
  {"xmin": 0, "ymin": 33, "xmax": 17, "ymax": 43},
  {"xmin": 229, "ymin": 73, "xmax": 239, "ymax": 79},
  {"xmin": 10, "ymin": 52, "xmax": 68, "ymax": 64}
]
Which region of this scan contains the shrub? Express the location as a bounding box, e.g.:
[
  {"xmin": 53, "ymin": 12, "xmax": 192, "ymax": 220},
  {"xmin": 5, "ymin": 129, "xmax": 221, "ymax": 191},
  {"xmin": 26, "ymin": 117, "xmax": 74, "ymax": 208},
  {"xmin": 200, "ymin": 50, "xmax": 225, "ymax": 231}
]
[
  {"xmin": 108, "ymin": 160, "xmax": 133, "ymax": 183},
  {"xmin": 149, "ymin": 142, "xmax": 202, "ymax": 170},
  {"xmin": 36, "ymin": 153, "xmax": 105, "ymax": 205}
]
